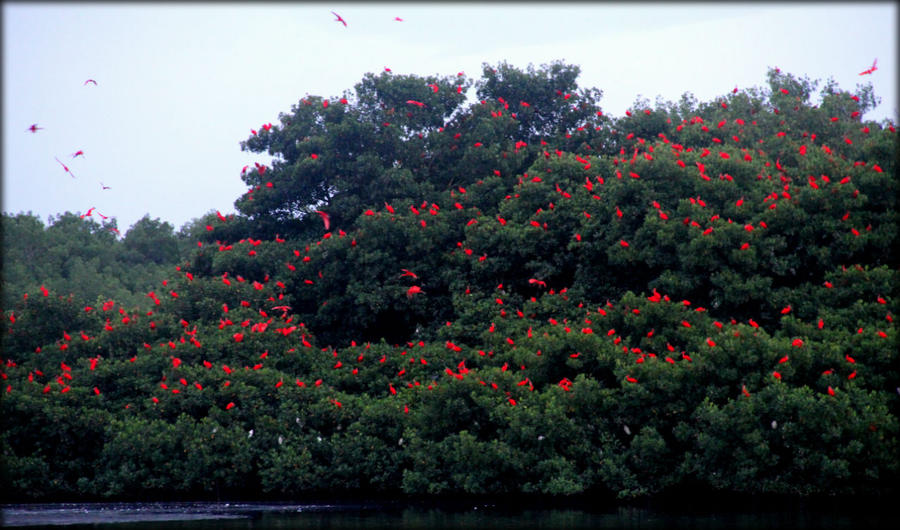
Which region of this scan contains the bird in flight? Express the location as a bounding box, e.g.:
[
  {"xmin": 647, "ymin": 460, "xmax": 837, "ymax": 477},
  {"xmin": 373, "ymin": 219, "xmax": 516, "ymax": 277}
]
[
  {"xmin": 71, "ymin": 150, "xmax": 85, "ymax": 158},
  {"xmin": 331, "ymin": 11, "xmax": 347, "ymax": 26},
  {"xmin": 859, "ymin": 58, "xmax": 877, "ymax": 75},
  {"xmin": 99, "ymin": 182, "xmax": 111, "ymax": 190},
  {"xmin": 26, "ymin": 124, "xmax": 43, "ymax": 133},
  {"xmin": 54, "ymin": 157, "xmax": 76, "ymax": 178},
  {"xmin": 80, "ymin": 207, "xmax": 107, "ymax": 220},
  {"xmin": 84, "ymin": 79, "xmax": 98, "ymax": 86},
  {"xmin": 80, "ymin": 207, "xmax": 99, "ymax": 219},
  {"xmin": 315, "ymin": 210, "xmax": 331, "ymax": 230},
  {"xmin": 394, "ymin": 16, "xmax": 403, "ymax": 21}
]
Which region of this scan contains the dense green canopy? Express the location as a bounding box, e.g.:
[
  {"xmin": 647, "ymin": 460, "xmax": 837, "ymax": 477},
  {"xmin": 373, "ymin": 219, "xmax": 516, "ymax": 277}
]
[{"xmin": 2, "ymin": 61, "xmax": 897, "ymax": 501}]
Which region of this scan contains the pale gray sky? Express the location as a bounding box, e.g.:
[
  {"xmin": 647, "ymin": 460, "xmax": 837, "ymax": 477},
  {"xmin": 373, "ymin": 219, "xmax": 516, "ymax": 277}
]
[{"xmin": 3, "ymin": 2, "xmax": 896, "ymax": 235}]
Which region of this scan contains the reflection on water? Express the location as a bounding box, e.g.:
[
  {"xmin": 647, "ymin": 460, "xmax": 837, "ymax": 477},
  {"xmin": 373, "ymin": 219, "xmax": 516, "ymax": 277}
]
[{"xmin": 0, "ymin": 500, "xmax": 883, "ymax": 529}]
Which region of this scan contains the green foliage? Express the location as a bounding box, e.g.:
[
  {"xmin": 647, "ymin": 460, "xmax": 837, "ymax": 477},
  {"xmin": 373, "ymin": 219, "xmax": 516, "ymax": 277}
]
[
  {"xmin": 2, "ymin": 62, "xmax": 897, "ymax": 502},
  {"xmin": 1, "ymin": 212, "xmax": 188, "ymax": 310}
]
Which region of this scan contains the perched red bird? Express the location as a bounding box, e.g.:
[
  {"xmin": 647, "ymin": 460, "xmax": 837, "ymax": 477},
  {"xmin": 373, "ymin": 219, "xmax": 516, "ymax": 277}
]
[
  {"xmin": 407, "ymin": 285, "xmax": 422, "ymax": 299},
  {"xmin": 331, "ymin": 11, "xmax": 347, "ymax": 26},
  {"xmin": 859, "ymin": 58, "xmax": 877, "ymax": 75}
]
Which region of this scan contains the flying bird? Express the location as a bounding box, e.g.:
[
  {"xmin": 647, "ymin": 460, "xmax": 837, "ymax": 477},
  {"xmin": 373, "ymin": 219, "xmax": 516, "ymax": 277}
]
[
  {"xmin": 331, "ymin": 11, "xmax": 347, "ymax": 26},
  {"xmin": 83, "ymin": 79, "xmax": 98, "ymax": 86},
  {"xmin": 406, "ymin": 100, "xmax": 425, "ymax": 107},
  {"xmin": 315, "ymin": 210, "xmax": 331, "ymax": 230},
  {"xmin": 54, "ymin": 157, "xmax": 76, "ymax": 178},
  {"xmin": 859, "ymin": 58, "xmax": 877, "ymax": 75},
  {"xmin": 26, "ymin": 124, "xmax": 43, "ymax": 133},
  {"xmin": 99, "ymin": 182, "xmax": 111, "ymax": 190},
  {"xmin": 71, "ymin": 150, "xmax": 85, "ymax": 158},
  {"xmin": 394, "ymin": 16, "xmax": 403, "ymax": 21}
]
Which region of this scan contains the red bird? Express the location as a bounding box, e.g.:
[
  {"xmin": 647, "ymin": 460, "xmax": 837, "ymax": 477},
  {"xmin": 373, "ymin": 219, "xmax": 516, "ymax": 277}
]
[
  {"xmin": 71, "ymin": 150, "xmax": 85, "ymax": 158},
  {"xmin": 399, "ymin": 269, "xmax": 418, "ymax": 279},
  {"xmin": 315, "ymin": 210, "xmax": 331, "ymax": 230},
  {"xmin": 394, "ymin": 16, "xmax": 403, "ymax": 21},
  {"xmin": 331, "ymin": 11, "xmax": 347, "ymax": 26},
  {"xmin": 406, "ymin": 100, "xmax": 425, "ymax": 107},
  {"xmin": 528, "ymin": 278, "xmax": 547, "ymax": 288},
  {"xmin": 859, "ymin": 58, "xmax": 877, "ymax": 75},
  {"xmin": 54, "ymin": 157, "xmax": 76, "ymax": 178},
  {"xmin": 407, "ymin": 285, "xmax": 422, "ymax": 299},
  {"xmin": 26, "ymin": 124, "xmax": 43, "ymax": 133},
  {"xmin": 84, "ymin": 79, "xmax": 98, "ymax": 86}
]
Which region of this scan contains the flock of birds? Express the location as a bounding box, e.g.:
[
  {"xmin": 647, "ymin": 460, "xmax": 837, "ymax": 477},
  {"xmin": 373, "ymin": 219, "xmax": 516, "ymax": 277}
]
[
  {"xmin": 12, "ymin": 10, "xmax": 891, "ymax": 416},
  {"xmin": 22, "ymin": 11, "xmax": 408, "ymax": 235},
  {"xmin": 23, "ymin": 7, "xmax": 881, "ymax": 237},
  {"xmin": 26, "ymin": 78, "xmax": 115, "ymax": 229}
]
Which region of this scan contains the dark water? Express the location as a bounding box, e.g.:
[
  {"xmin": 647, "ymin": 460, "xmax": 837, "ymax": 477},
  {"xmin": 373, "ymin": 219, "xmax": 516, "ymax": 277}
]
[{"xmin": 0, "ymin": 500, "xmax": 893, "ymax": 529}]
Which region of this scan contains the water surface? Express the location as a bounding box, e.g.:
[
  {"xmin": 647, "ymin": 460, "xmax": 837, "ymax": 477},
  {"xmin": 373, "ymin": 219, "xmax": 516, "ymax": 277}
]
[{"xmin": 1, "ymin": 499, "xmax": 890, "ymax": 529}]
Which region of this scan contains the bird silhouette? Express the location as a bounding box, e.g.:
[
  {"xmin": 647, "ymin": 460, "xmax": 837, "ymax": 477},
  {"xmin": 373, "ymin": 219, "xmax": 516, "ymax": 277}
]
[
  {"xmin": 859, "ymin": 58, "xmax": 877, "ymax": 75},
  {"xmin": 331, "ymin": 11, "xmax": 347, "ymax": 26}
]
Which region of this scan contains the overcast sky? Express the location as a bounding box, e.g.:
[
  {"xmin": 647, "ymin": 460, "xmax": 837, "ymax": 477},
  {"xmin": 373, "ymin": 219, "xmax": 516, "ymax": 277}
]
[{"xmin": 3, "ymin": 2, "xmax": 896, "ymax": 236}]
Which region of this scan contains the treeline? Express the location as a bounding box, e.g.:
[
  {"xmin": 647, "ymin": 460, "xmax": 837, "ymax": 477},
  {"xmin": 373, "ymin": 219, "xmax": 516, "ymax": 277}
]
[
  {"xmin": 1, "ymin": 61, "xmax": 897, "ymax": 502},
  {"xmin": 1, "ymin": 213, "xmax": 200, "ymax": 310}
]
